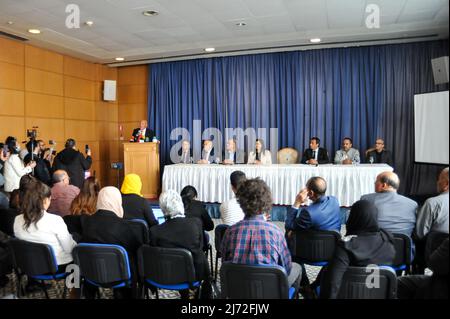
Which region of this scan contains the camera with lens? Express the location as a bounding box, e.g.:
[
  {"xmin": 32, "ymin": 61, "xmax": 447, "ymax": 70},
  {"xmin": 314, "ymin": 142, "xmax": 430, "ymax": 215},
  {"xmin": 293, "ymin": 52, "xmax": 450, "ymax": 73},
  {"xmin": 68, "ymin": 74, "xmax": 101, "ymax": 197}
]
[{"xmin": 27, "ymin": 128, "xmax": 37, "ymax": 139}]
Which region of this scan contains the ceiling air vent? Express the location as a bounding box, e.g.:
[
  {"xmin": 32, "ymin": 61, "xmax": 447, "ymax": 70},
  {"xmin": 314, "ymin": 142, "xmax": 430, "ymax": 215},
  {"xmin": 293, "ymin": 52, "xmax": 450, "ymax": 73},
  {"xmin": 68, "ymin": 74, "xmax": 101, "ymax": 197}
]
[{"xmin": 0, "ymin": 30, "xmax": 29, "ymax": 41}]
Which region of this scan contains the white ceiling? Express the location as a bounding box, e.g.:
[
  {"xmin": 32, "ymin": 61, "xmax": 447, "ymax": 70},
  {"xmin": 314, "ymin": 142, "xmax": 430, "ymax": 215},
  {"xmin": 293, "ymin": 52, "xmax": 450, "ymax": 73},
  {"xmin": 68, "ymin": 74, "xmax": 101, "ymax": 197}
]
[{"xmin": 0, "ymin": 0, "xmax": 448, "ymax": 65}]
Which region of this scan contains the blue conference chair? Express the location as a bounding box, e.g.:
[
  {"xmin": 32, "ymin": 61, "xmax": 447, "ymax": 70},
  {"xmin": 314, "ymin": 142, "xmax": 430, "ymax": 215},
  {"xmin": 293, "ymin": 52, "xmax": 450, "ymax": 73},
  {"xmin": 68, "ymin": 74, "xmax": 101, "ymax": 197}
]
[
  {"xmin": 220, "ymin": 262, "xmax": 296, "ymax": 299},
  {"xmin": 213, "ymin": 224, "xmax": 230, "ymax": 281},
  {"xmin": 137, "ymin": 245, "xmax": 201, "ymax": 299},
  {"xmin": 391, "ymin": 233, "xmax": 413, "ymax": 275},
  {"xmin": 293, "ymin": 229, "xmax": 340, "ymax": 266},
  {"xmin": 9, "ymin": 238, "xmax": 69, "ymax": 298},
  {"xmin": 72, "ymin": 243, "xmax": 132, "ymax": 299}
]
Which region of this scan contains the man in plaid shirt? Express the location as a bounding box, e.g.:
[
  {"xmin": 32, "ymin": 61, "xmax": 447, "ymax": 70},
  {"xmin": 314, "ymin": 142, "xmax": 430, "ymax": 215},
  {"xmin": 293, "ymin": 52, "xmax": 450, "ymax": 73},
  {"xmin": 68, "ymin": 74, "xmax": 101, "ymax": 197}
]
[{"xmin": 221, "ymin": 178, "xmax": 302, "ymax": 293}]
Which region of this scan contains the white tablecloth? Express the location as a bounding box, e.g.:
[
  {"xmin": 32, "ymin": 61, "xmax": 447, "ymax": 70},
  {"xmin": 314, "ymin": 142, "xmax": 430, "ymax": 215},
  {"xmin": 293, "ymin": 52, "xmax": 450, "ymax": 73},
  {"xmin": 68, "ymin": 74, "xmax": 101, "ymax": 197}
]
[{"xmin": 162, "ymin": 164, "xmax": 393, "ymax": 206}]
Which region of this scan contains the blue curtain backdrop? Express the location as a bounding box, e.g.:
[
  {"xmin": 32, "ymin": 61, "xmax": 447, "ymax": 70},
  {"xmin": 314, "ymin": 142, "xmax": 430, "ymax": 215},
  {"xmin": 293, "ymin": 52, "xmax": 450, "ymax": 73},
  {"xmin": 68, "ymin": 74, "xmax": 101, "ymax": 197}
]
[{"xmin": 148, "ymin": 40, "xmax": 449, "ymax": 196}]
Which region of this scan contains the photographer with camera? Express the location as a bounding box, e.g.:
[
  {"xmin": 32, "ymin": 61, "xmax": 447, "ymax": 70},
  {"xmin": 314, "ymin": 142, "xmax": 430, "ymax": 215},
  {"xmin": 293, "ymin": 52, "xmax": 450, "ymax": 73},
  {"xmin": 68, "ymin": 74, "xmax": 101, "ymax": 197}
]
[
  {"xmin": 3, "ymin": 136, "xmax": 36, "ymax": 193},
  {"xmin": 52, "ymin": 138, "xmax": 92, "ymax": 189},
  {"xmin": 24, "ymin": 140, "xmax": 52, "ymax": 186}
]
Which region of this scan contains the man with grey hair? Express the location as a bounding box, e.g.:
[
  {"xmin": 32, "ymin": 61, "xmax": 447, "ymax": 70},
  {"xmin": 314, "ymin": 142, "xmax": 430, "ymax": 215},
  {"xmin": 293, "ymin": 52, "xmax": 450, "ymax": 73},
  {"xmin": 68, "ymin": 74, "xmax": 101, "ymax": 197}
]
[
  {"xmin": 361, "ymin": 171, "xmax": 417, "ymax": 237},
  {"xmin": 150, "ymin": 189, "xmax": 212, "ymax": 299},
  {"xmin": 47, "ymin": 170, "xmax": 80, "ymax": 217}
]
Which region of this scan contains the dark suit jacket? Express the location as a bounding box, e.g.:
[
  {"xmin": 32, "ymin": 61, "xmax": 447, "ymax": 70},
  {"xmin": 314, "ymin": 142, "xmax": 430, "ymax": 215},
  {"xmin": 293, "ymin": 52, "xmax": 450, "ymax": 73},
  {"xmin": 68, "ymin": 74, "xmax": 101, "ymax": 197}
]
[
  {"xmin": 223, "ymin": 149, "xmax": 246, "ymax": 164},
  {"xmin": 301, "ymin": 147, "xmax": 330, "ymax": 164},
  {"xmin": 52, "ymin": 148, "xmax": 92, "ymax": 189},
  {"xmin": 122, "ymin": 193, "xmax": 158, "ymax": 228},
  {"xmin": 184, "ymin": 200, "xmax": 214, "ymax": 232},
  {"xmin": 132, "ymin": 128, "xmax": 155, "ymax": 142},
  {"xmin": 24, "ymin": 154, "xmax": 52, "ymax": 186},
  {"xmin": 149, "ymin": 217, "xmax": 209, "ymax": 280},
  {"xmin": 366, "ymin": 150, "xmax": 393, "ymax": 166},
  {"xmin": 421, "ymin": 238, "xmax": 448, "ymax": 299}
]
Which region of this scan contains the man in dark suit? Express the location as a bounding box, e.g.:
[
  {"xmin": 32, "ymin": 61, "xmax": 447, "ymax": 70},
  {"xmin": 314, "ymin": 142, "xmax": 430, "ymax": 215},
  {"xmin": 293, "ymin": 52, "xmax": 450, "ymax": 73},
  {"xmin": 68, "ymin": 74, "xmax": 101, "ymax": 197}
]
[
  {"xmin": 131, "ymin": 120, "xmax": 155, "ymax": 142},
  {"xmin": 301, "ymin": 137, "xmax": 330, "ymax": 164},
  {"xmin": 223, "ymin": 138, "xmax": 245, "ymax": 164},
  {"xmin": 197, "ymin": 140, "xmax": 215, "ymax": 164},
  {"xmin": 365, "ymin": 138, "xmax": 393, "ymax": 166}
]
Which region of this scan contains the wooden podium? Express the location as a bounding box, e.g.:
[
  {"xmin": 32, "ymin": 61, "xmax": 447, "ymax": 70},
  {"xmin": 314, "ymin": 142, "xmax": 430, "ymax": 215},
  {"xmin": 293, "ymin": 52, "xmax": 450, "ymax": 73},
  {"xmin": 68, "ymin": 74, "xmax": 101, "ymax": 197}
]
[{"xmin": 123, "ymin": 142, "xmax": 160, "ymax": 198}]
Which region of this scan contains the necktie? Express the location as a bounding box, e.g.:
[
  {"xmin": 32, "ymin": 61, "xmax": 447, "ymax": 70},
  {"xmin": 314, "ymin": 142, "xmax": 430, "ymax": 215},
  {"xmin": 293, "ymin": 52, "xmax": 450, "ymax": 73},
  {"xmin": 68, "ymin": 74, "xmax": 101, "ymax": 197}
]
[{"xmin": 312, "ymin": 150, "xmax": 316, "ymax": 159}]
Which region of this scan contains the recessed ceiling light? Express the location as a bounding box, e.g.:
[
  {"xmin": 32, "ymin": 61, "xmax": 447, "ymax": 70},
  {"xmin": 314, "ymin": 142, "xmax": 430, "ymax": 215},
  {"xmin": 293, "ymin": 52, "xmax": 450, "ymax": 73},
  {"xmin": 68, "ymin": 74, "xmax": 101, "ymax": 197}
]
[
  {"xmin": 115, "ymin": 57, "xmax": 125, "ymax": 61},
  {"xmin": 310, "ymin": 38, "xmax": 321, "ymax": 43},
  {"xmin": 28, "ymin": 29, "xmax": 41, "ymax": 34},
  {"xmin": 142, "ymin": 10, "xmax": 159, "ymax": 16},
  {"xmin": 85, "ymin": 21, "xmax": 94, "ymax": 26},
  {"xmin": 236, "ymin": 22, "xmax": 246, "ymax": 27},
  {"xmin": 204, "ymin": 47, "xmax": 215, "ymax": 53}
]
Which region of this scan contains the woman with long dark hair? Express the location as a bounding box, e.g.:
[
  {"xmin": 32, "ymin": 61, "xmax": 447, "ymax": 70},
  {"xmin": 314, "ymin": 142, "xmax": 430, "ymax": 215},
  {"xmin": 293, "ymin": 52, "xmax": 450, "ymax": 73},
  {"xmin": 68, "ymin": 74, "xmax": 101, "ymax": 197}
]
[
  {"xmin": 13, "ymin": 179, "xmax": 76, "ymax": 267},
  {"xmin": 247, "ymin": 139, "xmax": 272, "ymax": 165},
  {"xmin": 180, "ymin": 185, "xmax": 214, "ymax": 232}
]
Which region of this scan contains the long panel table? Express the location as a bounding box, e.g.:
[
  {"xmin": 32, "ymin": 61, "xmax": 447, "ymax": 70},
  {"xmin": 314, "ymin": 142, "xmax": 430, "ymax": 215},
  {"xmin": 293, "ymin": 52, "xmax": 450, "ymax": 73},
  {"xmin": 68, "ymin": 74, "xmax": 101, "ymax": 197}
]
[{"xmin": 162, "ymin": 164, "xmax": 393, "ymax": 206}]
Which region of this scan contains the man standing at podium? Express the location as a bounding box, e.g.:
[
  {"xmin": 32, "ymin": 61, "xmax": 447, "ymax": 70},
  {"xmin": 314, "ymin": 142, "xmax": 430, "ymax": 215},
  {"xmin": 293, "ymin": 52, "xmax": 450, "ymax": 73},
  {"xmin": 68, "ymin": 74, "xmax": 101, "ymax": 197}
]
[{"xmin": 131, "ymin": 120, "xmax": 155, "ymax": 142}]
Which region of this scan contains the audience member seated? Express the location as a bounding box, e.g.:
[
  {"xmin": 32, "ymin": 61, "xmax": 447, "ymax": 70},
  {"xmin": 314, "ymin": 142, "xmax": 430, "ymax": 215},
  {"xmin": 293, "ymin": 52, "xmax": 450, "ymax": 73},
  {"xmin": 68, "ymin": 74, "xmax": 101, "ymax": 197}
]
[
  {"xmin": 23, "ymin": 140, "xmax": 52, "ymax": 186},
  {"xmin": 221, "ymin": 178, "xmax": 302, "ymax": 295},
  {"xmin": 81, "ymin": 186, "xmax": 147, "ymax": 299},
  {"xmin": 365, "ymin": 138, "xmax": 393, "ymax": 166},
  {"xmin": 121, "ymin": 173, "xmax": 157, "ymax": 227},
  {"xmin": 220, "ymin": 171, "xmax": 246, "ymax": 226},
  {"xmin": 48, "ymin": 170, "xmax": 80, "ymax": 217},
  {"xmin": 361, "ymin": 171, "xmax": 417, "ymax": 237},
  {"xmin": 320, "ymin": 200, "xmax": 396, "ymax": 299},
  {"xmin": 52, "ymin": 138, "xmax": 92, "ymax": 189},
  {"xmin": 180, "ymin": 185, "xmax": 214, "ymax": 232},
  {"xmin": 13, "ymin": 178, "xmax": 76, "ymax": 269},
  {"xmin": 0, "ymin": 190, "xmax": 19, "ymax": 237},
  {"xmin": 150, "ymin": 189, "xmax": 212, "ymax": 299},
  {"xmin": 223, "ymin": 138, "xmax": 245, "ymax": 164},
  {"xmin": 247, "ymin": 139, "xmax": 272, "ymax": 165},
  {"xmin": 413, "ymin": 167, "xmax": 448, "ymax": 274},
  {"xmin": 3, "ymin": 136, "xmax": 36, "ymax": 192},
  {"xmin": 197, "ymin": 140, "xmax": 215, "ymax": 164},
  {"xmin": 64, "ymin": 176, "xmax": 100, "ymax": 236},
  {"xmin": 178, "ymin": 140, "xmax": 191, "ymax": 164},
  {"xmin": 334, "ymin": 137, "xmax": 360, "ymax": 165},
  {"xmin": 285, "ymin": 176, "xmax": 341, "ymax": 291},
  {"xmin": 397, "ymin": 238, "xmax": 448, "ymax": 299},
  {"xmin": 301, "ymin": 137, "xmax": 330, "ymax": 165}
]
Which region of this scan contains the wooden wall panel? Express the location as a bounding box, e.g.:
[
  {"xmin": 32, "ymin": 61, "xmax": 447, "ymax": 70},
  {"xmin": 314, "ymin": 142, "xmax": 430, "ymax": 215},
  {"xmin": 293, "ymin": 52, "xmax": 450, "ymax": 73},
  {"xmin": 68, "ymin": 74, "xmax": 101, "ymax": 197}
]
[
  {"xmin": 0, "ymin": 61, "xmax": 24, "ymax": 90},
  {"xmin": 25, "ymin": 45, "xmax": 63, "ymax": 74},
  {"xmin": 65, "ymin": 98, "xmax": 95, "ymax": 120},
  {"xmin": 25, "ymin": 68, "xmax": 63, "ymax": 96},
  {"xmin": 118, "ymin": 103, "xmax": 147, "ymax": 122},
  {"xmin": 65, "ymin": 120, "xmax": 97, "ymax": 142},
  {"xmin": 64, "ymin": 76, "xmax": 95, "ymax": 100},
  {"xmin": 0, "ymin": 89, "xmax": 24, "ymax": 116},
  {"xmin": 64, "ymin": 56, "xmax": 96, "ymax": 80},
  {"xmin": 25, "ymin": 92, "xmax": 64, "ymax": 118},
  {"xmin": 25, "ymin": 118, "xmax": 65, "ymax": 142},
  {"xmin": 0, "ymin": 116, "xmax": 25, "ymax": 142},
  {"xmin": 118, "ymin": 66, "xmax": 147, "ymax": 85},
  {"xmin": 0, "ymin": 38, "xmax": 24, "ymax": 65},
  {"xmin": 118, "ymin": 85, "xmax": 147, "ymax": 104}
]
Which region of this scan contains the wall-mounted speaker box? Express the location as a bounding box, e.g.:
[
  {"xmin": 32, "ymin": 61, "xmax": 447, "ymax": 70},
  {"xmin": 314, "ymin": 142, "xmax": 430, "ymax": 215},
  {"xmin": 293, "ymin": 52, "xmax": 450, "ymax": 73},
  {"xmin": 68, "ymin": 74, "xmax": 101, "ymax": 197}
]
[
  {"xmin": 103, "ymin": 80, "xmax": 117, "ymax": 101},
  {"xmin": 431, "ymin": 56, "xmax": 449, "ymax": 85}
]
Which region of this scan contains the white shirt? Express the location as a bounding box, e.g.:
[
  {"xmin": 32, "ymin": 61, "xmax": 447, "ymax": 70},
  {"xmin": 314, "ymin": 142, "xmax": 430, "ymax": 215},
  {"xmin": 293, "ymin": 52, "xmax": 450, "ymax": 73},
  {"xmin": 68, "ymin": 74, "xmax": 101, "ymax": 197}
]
[
  {"xmin": 220, "ymin": 198, "xmax": 245, "ymax": 226},
  {"xmin": 3, "ymin": 154, "xmax": 32, "ymax": 192},
  {"xmin": 14, "ymin": 212, "xmax": 77, "ymax": 265},
  {"xmin": 247, "ymin": 150, "xmax": 272, "ymax": 165}
]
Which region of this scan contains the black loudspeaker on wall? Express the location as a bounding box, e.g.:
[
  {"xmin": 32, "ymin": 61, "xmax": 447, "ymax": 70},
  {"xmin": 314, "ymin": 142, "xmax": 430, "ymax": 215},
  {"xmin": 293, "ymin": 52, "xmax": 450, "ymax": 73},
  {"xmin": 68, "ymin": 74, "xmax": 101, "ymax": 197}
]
[{"xmin": 431, "ymin": 56, "xmax": 449, "ymax": 85}]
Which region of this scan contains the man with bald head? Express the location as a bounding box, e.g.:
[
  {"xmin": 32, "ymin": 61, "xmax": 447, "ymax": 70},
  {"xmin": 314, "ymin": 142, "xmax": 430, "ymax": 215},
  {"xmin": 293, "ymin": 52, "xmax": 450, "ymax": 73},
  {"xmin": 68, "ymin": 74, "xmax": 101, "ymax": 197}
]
[
  {"xmin": 366, "ymin": 138, "xmax": 393, "ymax": 166},
  {"xmin": 285, "ymin": 177, "xmax": 341, "ymax": 233},
  {"xmin": 131, "ymin": 120, "xmax": 155, "ymax": 142},
  {"xmin": 48, "ymin": 170, "xmax": 80, "ymax": 217},
  {"xmin": 415, "ymin": 168, "xmax": 449, "ymax": 240},
  {"xmin": 361, "ymin": 171, "xmax": 417, "ymax": 236}
]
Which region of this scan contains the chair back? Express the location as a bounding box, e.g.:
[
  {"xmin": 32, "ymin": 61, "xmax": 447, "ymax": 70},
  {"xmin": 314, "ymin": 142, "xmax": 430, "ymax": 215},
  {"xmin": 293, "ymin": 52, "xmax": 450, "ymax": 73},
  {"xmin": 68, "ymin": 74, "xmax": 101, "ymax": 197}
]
[
  {"xmin": 72, "ymin": 243, "xmax": 131, "ymax": 287},
  {"xmin": 9, "ymin": 239, "xmax": 58, "ymax": 277},
  {"xmin": 327, "ymin": 266, "xmax": 397, "ymax": 299},
  {"xmin": 220, "ymin": 262, "xmax": 292, "ymax": 299},
  {"xmin": 137, "ymin": 245, "xmax": 197, "ymax": 289},
  {"xmin": 214, "ymin": 224, "xmax": 230, "ymax": 258},
  {"xmin": 277, "ymin": 148, "xmax": 299, "ymax": 164},
  {"xmin": 392, "ymin": 233, "xmax": 412, "ymax": 270},
  {"xmin": 294, "ymin": 230, "xmax": 340, "ymax": 265},
  {"xmin": 425, "ymin": 231, "xmax": 448, "ymax": 263}
]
